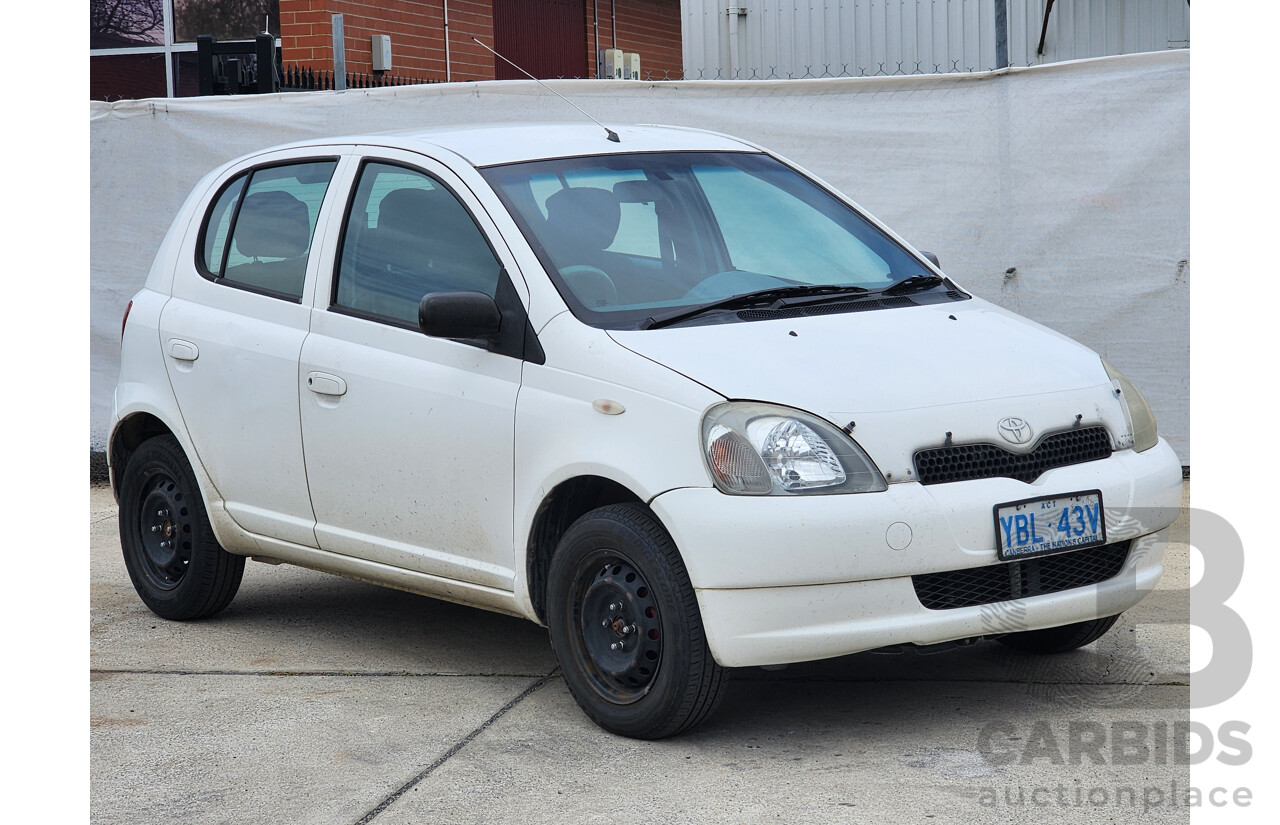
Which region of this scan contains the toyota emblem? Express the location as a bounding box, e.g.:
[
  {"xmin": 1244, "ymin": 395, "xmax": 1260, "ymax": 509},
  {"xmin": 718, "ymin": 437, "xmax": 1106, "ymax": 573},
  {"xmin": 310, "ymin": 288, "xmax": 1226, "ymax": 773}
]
[{"xmin": 997, "ymin": 417, "xmax": 1033, "ymax": 445}]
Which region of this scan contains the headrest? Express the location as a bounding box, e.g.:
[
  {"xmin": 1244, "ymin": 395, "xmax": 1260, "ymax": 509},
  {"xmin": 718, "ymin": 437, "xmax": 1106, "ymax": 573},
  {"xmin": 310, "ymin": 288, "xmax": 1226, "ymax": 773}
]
[
  {"xmin": 545, "ymin": 187, "xmax": 620, "ymax": 252},
  {"xmin": 233, "ymin": 190, "xmax": 311, "ymax": 259},
  {"xmin": 379, "ymin": 185, "xmax": 481, "ymax": 238},
  {"xmin": 377, "ymin": 187, "xmax": 436, "ymax": 236}
]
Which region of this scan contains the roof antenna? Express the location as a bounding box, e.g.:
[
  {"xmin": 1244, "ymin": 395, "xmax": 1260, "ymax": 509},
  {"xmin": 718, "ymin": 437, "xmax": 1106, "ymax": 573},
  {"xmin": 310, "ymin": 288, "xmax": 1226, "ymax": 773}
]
[{"xmin": 471, "ymin": 37, "xmax": 620, "ymax": 143}]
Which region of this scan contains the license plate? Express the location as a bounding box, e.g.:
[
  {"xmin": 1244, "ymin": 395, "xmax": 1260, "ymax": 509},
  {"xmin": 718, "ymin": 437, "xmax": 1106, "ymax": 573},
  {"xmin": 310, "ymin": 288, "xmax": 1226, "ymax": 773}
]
[{"xmin": 993, "ymin": 491, "xmax": 1105, "ymax": 561}]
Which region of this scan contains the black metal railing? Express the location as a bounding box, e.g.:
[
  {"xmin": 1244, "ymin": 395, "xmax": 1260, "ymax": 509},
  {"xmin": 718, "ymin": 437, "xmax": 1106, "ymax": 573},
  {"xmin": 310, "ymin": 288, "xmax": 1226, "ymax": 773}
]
[
  {"xmin": 279, "ymin": 64, "xmax": 438, "ymax": 92},
  {"xmin": 196, "ymin": 34, "xmax": 438, "ymax": 96}
]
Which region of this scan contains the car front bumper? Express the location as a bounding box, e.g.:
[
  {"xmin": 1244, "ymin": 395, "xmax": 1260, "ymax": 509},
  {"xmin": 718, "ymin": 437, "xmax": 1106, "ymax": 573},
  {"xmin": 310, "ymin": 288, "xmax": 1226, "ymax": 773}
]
[{"xmin": 649, "ymin": 438, "xmax": 1182, "ymax": 668}]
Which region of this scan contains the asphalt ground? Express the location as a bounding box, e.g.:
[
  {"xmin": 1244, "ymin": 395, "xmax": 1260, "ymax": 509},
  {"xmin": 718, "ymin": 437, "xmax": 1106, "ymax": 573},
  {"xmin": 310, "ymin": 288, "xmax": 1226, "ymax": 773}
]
[{"xmin": 91, "ymin": 482, "xmax": 1191, "ymax": 824}]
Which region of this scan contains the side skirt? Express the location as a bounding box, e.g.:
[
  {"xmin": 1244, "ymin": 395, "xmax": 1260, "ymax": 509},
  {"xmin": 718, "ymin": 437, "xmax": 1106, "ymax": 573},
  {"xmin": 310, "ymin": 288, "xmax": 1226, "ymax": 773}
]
[{"xmin": 243, "ymin": 531, "xmax": 533, "ymax": 621}]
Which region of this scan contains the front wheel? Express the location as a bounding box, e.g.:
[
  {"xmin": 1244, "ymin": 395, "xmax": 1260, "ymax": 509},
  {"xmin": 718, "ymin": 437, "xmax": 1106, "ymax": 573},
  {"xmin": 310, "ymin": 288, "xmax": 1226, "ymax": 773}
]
[
  {"xmin": 546, "ymin": 504, "xmax": 727, "ymax": 739},
  {"xmin": 118, "ymin": 435, "xmax": 244, "ymax": 620},
  {"xmin": 997, "ymin": 614, "xmax": 1121, "ymax": 654}
]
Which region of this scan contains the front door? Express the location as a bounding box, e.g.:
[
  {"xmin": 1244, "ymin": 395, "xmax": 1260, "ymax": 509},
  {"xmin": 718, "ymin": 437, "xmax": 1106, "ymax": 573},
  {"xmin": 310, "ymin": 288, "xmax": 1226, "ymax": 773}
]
[{"xmin": 298, "ymin": 151, "xmax": 525, "ymax": 591}]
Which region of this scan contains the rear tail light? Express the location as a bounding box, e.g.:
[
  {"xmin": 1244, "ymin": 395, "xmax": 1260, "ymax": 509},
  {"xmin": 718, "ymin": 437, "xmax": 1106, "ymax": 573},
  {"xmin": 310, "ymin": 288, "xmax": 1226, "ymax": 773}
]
[{"xmin": 121, "ymin": 300, "xmax": 133, "ymax": 344}]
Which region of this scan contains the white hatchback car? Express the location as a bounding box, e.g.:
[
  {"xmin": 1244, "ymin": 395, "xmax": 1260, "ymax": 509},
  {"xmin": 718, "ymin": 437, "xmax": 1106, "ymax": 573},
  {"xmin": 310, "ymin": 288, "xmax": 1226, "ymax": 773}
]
[{"xmin": 112, "ymin": 123, "xmax": 1183, "ymax": 738}]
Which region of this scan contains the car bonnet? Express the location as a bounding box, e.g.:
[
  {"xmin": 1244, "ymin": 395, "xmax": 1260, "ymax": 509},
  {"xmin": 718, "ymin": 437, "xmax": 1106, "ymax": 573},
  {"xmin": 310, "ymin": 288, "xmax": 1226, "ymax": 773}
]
[{"xmin": 606, "ymin": 298, "xmax": 1110, "ymax": 416}]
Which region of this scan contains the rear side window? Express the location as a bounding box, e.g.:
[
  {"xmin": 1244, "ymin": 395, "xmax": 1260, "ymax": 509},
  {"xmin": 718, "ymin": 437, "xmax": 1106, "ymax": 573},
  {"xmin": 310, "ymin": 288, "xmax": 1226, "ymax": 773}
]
[
  {"xmin": 197, "ymin": 160, "xmax": 337, "ymax": 301},
  {"xmin": 332, "ymin": 162, "xmax": 502, "ymax": 327}
]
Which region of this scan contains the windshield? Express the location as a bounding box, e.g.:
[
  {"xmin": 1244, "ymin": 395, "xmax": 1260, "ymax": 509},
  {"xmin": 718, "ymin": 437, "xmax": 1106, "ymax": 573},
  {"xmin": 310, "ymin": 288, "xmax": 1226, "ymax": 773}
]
[{"xmin": 481, "ymin": 151, "xmax": 937, "ymax": 329}]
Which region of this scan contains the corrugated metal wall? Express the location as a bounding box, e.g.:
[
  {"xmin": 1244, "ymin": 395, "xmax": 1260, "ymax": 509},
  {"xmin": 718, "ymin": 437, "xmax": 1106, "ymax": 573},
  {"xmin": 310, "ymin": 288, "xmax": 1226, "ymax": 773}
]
[
  {"xmin": 682, "ymin": 0, "xmax": 1190, "ymax": 78},
  {"xmin": 1008, "ymin": 0, "xmax": 1190, "ymax": 66}
]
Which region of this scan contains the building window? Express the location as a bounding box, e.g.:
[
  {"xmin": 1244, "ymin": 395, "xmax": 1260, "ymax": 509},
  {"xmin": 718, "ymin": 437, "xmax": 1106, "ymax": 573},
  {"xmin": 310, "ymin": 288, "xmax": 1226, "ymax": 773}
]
[
  {"xmin": 89, "ymin": 53, "xmax": 168, "ymax": 101},
  {"xmin": 90, "ymin": 0, "xmax": 165, "ymax": 48},
  {"xmin": 174, "ymin": 1, "xmax": 280, "ymax": 43},
  {"xmin": 89, "ymin": 0, "xmax": 281, "ymax": 100}
]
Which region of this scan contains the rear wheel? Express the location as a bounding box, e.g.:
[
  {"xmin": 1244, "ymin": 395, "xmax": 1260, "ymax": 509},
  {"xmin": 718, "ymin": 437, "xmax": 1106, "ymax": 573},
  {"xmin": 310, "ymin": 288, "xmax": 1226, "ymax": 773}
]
[
  {"xmin": 997, "ymin": 614, "xmax": 1121, "ymax": 654},
  {"xmin": 547, "ymin": 503, "xmax": 726, "ymax": 739},
  {"xmin": 118, "ymin": 435, "xmax": 244, "ymax": 620}
]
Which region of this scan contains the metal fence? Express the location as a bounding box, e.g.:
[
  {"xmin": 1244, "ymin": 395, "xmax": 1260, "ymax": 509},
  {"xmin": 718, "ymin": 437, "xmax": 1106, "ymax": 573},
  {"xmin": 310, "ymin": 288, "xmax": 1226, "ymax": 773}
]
[
  {"xmin": 195, "ymin": 34, "xmax": 437, "ymax": 95},
  {"xmin": 279, "ymin": 65, "xmax": 439, "ymax": 92}
]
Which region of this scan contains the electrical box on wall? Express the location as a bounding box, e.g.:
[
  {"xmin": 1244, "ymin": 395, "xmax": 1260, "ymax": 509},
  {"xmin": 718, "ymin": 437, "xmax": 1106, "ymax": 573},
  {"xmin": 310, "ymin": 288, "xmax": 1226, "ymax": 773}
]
[
  {"xmin": 622, "ymin": 53, "xmax": 641, "ymax": 80},
  {"xmin": 371, "ymin": 35, "xmax": 392, "ymax": 72},
  {"xmin": 597, "ymin": 48, "xmax": 624, "ymax": 79}
]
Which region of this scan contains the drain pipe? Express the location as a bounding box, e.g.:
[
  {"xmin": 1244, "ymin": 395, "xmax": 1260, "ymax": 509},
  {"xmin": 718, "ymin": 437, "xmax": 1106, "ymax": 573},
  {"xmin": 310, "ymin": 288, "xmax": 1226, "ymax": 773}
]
[
  {"xmin": 443, "ymin": 0, "xmax": 452, "ymax": 81},
  {"xmin": 612, "ymin": 0, "xmax": 617, "ymax": 49},
  {"xmin": 593, "ymin": 0, "xmax": 600, "ymax": 64},
  {"xmin": 1037, "ymin": 0, "xmax": 1056, "ymax": 56},
  {"xmin": 727, "ymin": 6, "xmax": 739, "ymax": 79}
]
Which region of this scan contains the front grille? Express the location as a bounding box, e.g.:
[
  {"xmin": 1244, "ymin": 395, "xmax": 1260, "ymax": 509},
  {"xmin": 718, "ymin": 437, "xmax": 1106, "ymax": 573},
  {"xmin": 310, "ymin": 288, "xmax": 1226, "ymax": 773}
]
[
  {"xmin": 912, "ymin": 541, "xmax": 1131, "ymax": 610},
  {"xmin": 913, "ymin": 426, "xmax": 1112, "ymax": 486}
]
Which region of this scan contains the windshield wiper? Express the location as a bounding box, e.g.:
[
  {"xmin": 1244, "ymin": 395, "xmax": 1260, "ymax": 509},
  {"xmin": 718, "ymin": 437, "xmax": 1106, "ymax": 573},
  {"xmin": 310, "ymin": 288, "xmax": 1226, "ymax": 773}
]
[
  {"xmin": 880, "ymin": 274, "xmax": 945, "ymax": 296},
  {"xmin": 641, "ymin": 284, "xmax": 871, "ymax": 330}
]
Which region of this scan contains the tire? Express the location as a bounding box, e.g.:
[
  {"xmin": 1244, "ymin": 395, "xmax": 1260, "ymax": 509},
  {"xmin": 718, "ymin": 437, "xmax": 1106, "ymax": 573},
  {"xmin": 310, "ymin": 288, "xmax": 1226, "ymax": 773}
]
[
  {"xmin": 118, "ymin": 435, "xmax": 244, "ymax": 620},
  {"xmin": 546, "ymin": 503, "xmax": 727, "ymax": 739},
  {"xmin": 997, "ymin": 614, "xmax": 1121, "ymax": 654}
]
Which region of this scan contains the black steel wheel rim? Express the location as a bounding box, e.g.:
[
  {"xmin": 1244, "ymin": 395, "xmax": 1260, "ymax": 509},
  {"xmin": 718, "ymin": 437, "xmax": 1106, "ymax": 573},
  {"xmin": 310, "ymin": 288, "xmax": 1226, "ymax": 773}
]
[
  {"xmin": 571, "ymin": 551, "xmax": 663, "ymax": 705},
  {"xmin": 135, "ymin": 471, "xmax": 194, "ymax": 591}
]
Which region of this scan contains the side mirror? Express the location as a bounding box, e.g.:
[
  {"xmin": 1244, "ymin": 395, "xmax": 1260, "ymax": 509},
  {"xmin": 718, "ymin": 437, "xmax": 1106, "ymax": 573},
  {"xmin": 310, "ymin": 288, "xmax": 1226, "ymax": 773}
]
[
  {"xmin": 920, "ymin": 251, "xmax": 941, "ymax": 269},
  {"xmin": 418, "ymin": 291, "xmax": 502, "ymax": 340}
]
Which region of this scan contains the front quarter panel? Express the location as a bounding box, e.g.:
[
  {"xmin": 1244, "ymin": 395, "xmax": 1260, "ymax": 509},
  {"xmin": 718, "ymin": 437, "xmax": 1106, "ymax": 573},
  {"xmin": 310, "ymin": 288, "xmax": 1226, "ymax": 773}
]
[{"xmin": 513, "ymin": 313, "xmax": 724, "ymax": 612}]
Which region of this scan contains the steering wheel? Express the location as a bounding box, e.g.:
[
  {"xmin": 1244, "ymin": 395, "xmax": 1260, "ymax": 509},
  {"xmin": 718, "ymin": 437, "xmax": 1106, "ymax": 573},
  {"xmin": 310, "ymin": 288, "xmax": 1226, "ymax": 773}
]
[
  {"xmin": 680, "ymin": 270, "xmax": 790, "ymax": 302},
  {"xmin": 559, "ymin": 265, "xmax": 618, "ymax": 308}
]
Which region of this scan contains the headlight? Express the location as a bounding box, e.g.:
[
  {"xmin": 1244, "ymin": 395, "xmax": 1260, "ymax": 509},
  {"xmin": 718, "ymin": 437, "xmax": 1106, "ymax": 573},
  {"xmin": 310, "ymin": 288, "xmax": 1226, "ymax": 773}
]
[
  {"xmin": 701, "ymin": 402, "xmax": 887, "ymax": 495},
  {"xmin": 1102, "ymin": 359, "xmax": 1158, "ymax": 453}
]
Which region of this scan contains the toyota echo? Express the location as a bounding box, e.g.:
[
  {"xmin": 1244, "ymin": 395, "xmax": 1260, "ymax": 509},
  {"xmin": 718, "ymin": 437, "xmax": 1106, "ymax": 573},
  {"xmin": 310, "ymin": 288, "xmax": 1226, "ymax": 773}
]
[{"xmin": 111, "ymin": 124, "xmax": 1183, "ymax": 738}]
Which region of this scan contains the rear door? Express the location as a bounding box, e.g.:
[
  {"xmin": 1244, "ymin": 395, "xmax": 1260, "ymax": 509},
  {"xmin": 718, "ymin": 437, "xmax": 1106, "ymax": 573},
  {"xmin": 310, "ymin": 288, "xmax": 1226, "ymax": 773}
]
[
  {"xmin": 159, "ymin": 149, "xmax": 349, "ymax": 547},
  {"xmin": 298, "ymin": 148, "xmax": 528, "ymax": 591}
]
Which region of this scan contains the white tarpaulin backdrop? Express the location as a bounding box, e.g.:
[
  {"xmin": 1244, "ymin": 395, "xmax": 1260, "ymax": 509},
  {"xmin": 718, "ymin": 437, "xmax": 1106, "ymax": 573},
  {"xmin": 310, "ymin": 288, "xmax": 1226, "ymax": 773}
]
[{"xmin": 90, "ymin": 51, "xmax": 1189, "ymax": 461}]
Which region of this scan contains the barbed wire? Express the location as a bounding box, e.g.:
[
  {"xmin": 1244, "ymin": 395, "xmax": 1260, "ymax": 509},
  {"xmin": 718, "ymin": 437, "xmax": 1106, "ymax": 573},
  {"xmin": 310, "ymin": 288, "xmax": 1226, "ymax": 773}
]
[
  {"xmin": 545, "ymin": 61, "xmax": 1048, "ymax": 82},
  {"xmin": 97, "ymin": 60, "xmax": 1047, "ymax": 103}
]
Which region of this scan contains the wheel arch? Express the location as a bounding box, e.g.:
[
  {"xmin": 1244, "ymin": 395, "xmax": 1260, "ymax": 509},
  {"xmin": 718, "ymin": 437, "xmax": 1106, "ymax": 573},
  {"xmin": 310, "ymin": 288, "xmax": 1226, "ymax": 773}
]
[
  {"xmin": 110, "ymin": 409, "xmax": 254, "ymax": 556},
  {"xmin": 524, "ymin": 475, "xmax": 649, "ymax": 624},
  {"xmin": 109, "ymin": 412, "xmax": 177, "ymax": 499}
]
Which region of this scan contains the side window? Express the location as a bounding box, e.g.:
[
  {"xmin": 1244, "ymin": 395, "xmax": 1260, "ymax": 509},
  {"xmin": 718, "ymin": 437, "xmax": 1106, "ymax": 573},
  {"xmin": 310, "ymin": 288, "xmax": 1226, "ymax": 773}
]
[
  {"xmin": 333, "ymin": 162, "xmax": 503, "ymax": 326},
  {"xmin": 610, "ymin": 201, "xmax": 660, "ymax": 259},
  {"xmin": 197, "ymin": 160, "xmax": 337, "ymax": 301},
  {"xmin": 201, "ymin": 175, "xmax": 246, "ymax": 274}
]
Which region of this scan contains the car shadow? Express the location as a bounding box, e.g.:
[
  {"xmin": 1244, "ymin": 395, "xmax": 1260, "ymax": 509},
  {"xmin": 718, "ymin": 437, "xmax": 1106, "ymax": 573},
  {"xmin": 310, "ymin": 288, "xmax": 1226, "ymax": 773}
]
[{"xmin": 202, "ymin": 563, "xmax": 1187, "ymax": 724}]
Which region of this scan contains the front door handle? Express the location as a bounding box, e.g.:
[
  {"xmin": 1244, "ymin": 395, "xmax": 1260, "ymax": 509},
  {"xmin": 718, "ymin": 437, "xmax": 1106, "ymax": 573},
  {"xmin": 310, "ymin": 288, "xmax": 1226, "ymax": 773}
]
[
  {"xmin": 306, "ymin": 371, "xmax": 347, "ymax": 397},
  {"xmin": 167, "ymin": 339, "xmax": 199, "ymax": 362}
]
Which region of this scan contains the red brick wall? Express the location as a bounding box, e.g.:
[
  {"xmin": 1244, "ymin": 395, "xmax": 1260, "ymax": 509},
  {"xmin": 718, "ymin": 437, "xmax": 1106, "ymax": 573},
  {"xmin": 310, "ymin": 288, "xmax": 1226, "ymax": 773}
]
[
  {"xmin": 585, "ymin": 0, "xmax": 683, "ymax": 79},
  {"xmin": 278, "ymin": 1, "xmax": 681, "ymax": 82},
  {"xmin": 278, "ymin": 1, "xmax": 496, "ymax": 82}
]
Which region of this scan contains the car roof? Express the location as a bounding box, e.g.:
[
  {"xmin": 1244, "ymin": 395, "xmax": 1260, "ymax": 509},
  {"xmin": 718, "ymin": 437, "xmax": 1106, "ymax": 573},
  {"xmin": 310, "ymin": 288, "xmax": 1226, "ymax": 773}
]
[{"xmin": 265, "ymin": 123, "xmax": 762, "ymax": 167}]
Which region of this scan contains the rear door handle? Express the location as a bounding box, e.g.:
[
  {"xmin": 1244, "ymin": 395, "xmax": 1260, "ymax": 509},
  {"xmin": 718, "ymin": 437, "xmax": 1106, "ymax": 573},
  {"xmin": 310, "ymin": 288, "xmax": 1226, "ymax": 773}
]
[
  {"xmin": 168, "ymin": 339, "xmax": 199, "ymax": 362},
  {"xmin": 306, "ymin": 371, "xmax": 347, "ymax": 397}
]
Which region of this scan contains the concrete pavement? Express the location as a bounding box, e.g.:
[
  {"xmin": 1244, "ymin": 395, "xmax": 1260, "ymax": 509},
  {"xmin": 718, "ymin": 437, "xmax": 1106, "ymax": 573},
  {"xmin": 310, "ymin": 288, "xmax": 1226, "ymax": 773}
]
[{"xmin": 91, "ymin": 482, "xmax": 1191, "ymax": 824}]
